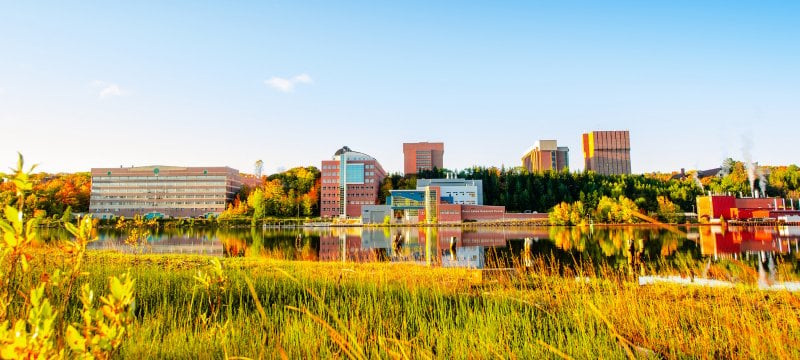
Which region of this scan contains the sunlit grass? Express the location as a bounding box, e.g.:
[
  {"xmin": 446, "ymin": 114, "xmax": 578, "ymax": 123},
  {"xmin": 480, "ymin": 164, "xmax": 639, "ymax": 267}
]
[{"xmin": 14, "ymin": 249, "xmax": 800, "ymax": 358}]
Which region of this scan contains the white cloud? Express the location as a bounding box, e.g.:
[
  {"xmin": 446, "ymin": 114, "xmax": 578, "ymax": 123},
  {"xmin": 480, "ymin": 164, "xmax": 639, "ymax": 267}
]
[
  {"xmin": 91, "ymin": 80, "xmax": 127, "ymax": 99},
  {"xmin": 264, "ymin": 73, "xmax": 313, "ymax": 93},
  {"xmin": 293, "ymin": 73, "xmax": 312, "ymax": 84}
]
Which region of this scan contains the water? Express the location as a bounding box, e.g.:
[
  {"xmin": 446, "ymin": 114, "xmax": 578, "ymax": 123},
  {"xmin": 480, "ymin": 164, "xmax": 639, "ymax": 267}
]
[{"xmin": 37, "ymin": 225, "xmax": 800, "ymax": 280}]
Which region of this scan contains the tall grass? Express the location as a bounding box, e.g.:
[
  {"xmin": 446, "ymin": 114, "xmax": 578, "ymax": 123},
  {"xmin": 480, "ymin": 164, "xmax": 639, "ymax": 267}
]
[{"xmin": 13, "ymin": 249, "xmax": 800, "ymax": 359}]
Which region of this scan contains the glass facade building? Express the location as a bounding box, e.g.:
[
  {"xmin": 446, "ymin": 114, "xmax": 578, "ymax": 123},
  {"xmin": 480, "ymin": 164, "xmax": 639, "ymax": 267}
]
[{"xmin": 320, "ymin": 146, "xmax": 387, "ymax": 218}]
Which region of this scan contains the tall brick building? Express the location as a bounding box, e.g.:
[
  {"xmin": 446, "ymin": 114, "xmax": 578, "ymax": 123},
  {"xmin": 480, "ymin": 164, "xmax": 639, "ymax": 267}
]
[
  {"xmin": 320, "ymin": 146, "xmax": 387, "ymax": 218},
  {"xmin": 521, "ymin": 140, "xmax": 569, "ymax": 172},
  {"xmin": 582, "ymin": 130, "xmax": 631, "ymax": 175},
  {"xmin": 403, "ymin": 142, "xmax": 444, "ymax": 175}
]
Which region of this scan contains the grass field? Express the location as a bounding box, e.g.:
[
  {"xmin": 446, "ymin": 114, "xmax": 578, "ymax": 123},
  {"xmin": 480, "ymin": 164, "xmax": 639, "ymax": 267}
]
[{"xmin": 11, "ymin": 250, "xmax": 797, "ymax": 359}]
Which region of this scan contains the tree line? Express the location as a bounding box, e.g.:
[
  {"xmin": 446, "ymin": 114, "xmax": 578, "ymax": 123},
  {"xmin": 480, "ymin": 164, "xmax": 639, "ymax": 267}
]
[
  {"xmin": 2, "ymin": 157, "xmax": 797, "ymax": 223},
  {"xmin": 219, "ymin": 166, "xmax": 321, "ymax": 223},
  {"xmin": 0, "ymin": 171, "xmax": 90, "ymax": 222}
]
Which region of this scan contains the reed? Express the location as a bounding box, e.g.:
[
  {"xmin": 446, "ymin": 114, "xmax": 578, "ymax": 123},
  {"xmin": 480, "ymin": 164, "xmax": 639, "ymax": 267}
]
[{"xmin": 10, "ymin": 249, "xmax": 799, "ymax": 359}]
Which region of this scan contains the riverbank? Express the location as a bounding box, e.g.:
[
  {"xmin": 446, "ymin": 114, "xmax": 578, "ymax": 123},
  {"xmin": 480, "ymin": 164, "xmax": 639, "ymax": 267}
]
[{"xmin": 17, "ymin": 250, "xmax": 800, "ymax": 358}]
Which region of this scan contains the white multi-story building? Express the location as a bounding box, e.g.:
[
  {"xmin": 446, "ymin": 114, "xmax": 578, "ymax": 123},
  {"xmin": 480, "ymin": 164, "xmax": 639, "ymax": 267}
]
[
  {"xmin": 416, "ymin": 177, "xmax": 483, "ymax": 205},
  {"xmin": 90, "ymin": 166, "xmax": 241, "ymax": 219}
]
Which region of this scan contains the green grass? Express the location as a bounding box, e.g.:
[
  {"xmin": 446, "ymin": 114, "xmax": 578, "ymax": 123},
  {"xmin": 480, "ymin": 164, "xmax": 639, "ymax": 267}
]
[{"xmin": 18, "ymin": 250, "xmax": 800, "ymax": 359}]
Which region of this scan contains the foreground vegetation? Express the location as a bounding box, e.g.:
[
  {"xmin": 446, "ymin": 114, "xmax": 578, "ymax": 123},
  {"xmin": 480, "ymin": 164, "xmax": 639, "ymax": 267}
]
[
  {"xmin": 4, "ymin": 155, "xmax": 800, "ymax": 358},
  {"xmin": 6, "ymin": 250, "xmax": 796, "ymax": 359}
]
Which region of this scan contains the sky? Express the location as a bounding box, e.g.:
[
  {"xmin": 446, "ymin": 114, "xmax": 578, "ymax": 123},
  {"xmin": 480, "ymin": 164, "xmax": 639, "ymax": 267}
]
[{"xmin": 1, "ymin": 1, "xmax": 798, "ymax": 175}]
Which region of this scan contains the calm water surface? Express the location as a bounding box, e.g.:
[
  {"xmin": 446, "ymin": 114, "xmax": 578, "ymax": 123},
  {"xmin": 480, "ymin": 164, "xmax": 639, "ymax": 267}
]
[{"xmin": 37, "ymin": 225, "xmax": 800, "ymax": 278}]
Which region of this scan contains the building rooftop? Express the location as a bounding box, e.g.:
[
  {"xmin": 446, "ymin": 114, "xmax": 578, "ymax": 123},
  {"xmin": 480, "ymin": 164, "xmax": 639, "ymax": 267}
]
[{"xmin": 331, "ymin": 146, "xmax": 377, "ymax": 161}]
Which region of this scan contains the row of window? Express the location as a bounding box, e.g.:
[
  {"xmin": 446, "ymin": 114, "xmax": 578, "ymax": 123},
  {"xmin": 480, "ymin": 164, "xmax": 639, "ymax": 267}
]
[
  {"xmin": 93, "ymin": 181, "xmax": 227, "ymax": 187},
  {"xmin": 321, "ymin": 164, "xmax": 378, "ymax": 170},
  {"xmin": 92, "ymin": 188, "xmax": 229, "ymax": 194},
  {"xmin": 320, "ymin": 193, "xmax": 375, "ymax": 203},
  {"xmin": 92, "ymin": 200, "xmax": 226, "ymax": 206},
  {"xmin": 92, "ymin": 208, "xmax": 221, "ymax": 213},
  {"xmin": 94, "ymin": 175, "xmax": 228, "ymax": 180},
  {"xmin": 322, "ymin": 178, "xmax": 378, "ymax": 184},
  {"xmin": 321, "ymin": 185, "xmax": 375, "ymax": 191},
  {"xmin": 93, "ymin": 195, "xmax": 225, "ymax": 200}
]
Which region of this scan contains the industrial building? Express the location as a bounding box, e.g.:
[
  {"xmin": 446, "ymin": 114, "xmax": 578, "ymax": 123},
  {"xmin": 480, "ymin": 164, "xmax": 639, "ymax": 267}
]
[
  {"xmin": 582, "ymin": 130, "xmax": 631, "ymax": 175},
  {"xmin": 521, "ymin": 140, "xmax": 569, "ymax": 172},
  {"xmin": 320, "ymin": 146, "xmax": 387, "ymax": 218},
  {"xmin": 696, "ymin": 195, "xmax": 800, "ymax": 222},
  {"xmin": 403, "ymin": 142, "xmax": 444, "ymax": 175},
  {"xmin": 89, "ymin": 166, "xmax": 241, "ymax": 219}
]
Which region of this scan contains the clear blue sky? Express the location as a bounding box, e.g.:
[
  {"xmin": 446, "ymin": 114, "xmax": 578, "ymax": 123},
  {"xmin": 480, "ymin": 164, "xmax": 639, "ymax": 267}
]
[{"xmin": 1, "ymin": 1, "xmax": 798, "ymax": 175}]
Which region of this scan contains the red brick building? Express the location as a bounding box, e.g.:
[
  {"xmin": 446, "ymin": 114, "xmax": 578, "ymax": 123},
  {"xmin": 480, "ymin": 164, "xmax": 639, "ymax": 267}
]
[
  {"xmin": 521, "ymin": 140, "xmax": 569, "ymax": 172},
  {"xmin": 320, "ymin": 146, "xmax": 386, "ymax": 218},
  {"xmin": 403, "ymin": 142, "xmax": 444, "ymax": 175},
  {"xmin": 582, "ymin": 130, "xmax": 631, "ymax": 175}
]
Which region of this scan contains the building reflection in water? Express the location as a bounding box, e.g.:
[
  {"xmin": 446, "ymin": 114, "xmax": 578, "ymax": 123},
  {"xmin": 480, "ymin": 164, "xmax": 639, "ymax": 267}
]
[{"xmin": 82, "ymin": 225, "xmax": 800, "ymax": 276}]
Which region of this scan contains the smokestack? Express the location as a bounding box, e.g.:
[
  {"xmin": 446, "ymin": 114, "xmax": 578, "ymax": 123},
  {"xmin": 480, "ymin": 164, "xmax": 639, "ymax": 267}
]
[{"xmin": 774, "ymin": 198, "xmax": 778, "ymax": 210}]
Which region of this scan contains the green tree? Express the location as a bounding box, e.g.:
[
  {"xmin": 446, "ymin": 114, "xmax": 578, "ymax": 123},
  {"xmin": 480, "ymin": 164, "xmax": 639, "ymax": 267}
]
[{"xmin": 656, "ymin": 196, "xmax": 683, "ymax": 223}]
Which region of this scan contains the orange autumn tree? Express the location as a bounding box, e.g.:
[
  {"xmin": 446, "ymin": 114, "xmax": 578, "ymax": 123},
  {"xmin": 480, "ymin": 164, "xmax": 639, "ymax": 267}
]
[
  {"xmin": 0, "ymin": 172, "xmax": 90, "ymax": 220},
  {"xmin": 232, "ymin": 166, "xmax": 321, "ymax": 220}
]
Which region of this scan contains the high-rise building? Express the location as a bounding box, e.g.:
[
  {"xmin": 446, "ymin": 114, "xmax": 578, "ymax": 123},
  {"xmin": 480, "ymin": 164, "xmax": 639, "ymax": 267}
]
[
  {"xmin": 89, "ymin": 166, "xmax": 241, "ymax": 219},
  {"xmin": 521, "ymin": 140, "xmax": 569, "ymax": 172},
  {"xmin": 403, "ymin": 142, "xmax": 444, "ymax": 175},
  {"xmin": 320, "ymin": 146, "xmax": 387, "ymax": 218},
  {"xmin": 582, "ymin": 130, "xmax": 631, "ymax": 175}
]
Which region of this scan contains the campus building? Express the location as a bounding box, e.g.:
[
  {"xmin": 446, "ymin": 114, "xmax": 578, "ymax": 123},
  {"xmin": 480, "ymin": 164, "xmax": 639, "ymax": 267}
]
[
  {"xmin": 320, "ymin": 146, "xmax": 387, "ymax": 218},
  {"xmin": 416, "ymin": 177, "xmax": 483, "ymax": 205},
  {"xmin": 521, "ymin": 140, "xmax": 569, "ymax": 172},
  {"xmin": 582, "ymin": 130, "xmax": 631, "ymax": 175},
  {"xmin": 388, "ymin": 177, "xmax": 545, "ymax": 224},
  {"xmin": 89, "ymin": 166, "xmax": 241, "ymax": 219},
  {"xmin": 696, "ymin": 195, "xmax": 800, "ymax": 222},
  {"xmin": 403, "ymin": 142, "xmax": 444, "ymax": 175}
]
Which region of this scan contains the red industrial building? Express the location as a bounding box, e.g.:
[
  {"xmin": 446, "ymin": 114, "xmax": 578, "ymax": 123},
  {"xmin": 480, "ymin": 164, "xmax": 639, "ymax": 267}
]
[{"xmin": 697, "ymin": 195, "xmax": 800, "ymax": 222}]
